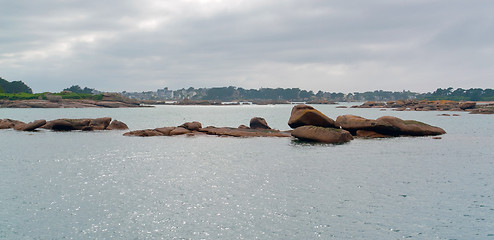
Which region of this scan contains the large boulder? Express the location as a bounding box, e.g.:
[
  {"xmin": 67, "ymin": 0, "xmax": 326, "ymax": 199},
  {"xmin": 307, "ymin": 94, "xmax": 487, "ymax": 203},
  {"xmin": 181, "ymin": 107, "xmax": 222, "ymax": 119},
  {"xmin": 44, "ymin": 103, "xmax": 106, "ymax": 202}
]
[
  {"xmin": 14, "ymin": 119, "xmax": 47, "ymax": 131},
  {"xmin": 335, "ymin": 115, "xmax": 396, "ymax": 134},
  {"xmin": 459, "ymin": 102, "xmax": 476, "ymax": 110},
  {"xmin": 106, "ymin": 120, "xmax": 129, "ymax": 130},
  {"xmin": 288, "ymin": 104, "xmax": 337, "ymax": 129},
  {"xmin": 291, "ymin": 126, "xmax": 353, "ymax": 143},
  {"xmin": 249, "ymin": 117, "xmax": 271, "ymax": 129},
  {"xmin": 376, "ymin": 116, "xmax": 446, "ymax": 136}
]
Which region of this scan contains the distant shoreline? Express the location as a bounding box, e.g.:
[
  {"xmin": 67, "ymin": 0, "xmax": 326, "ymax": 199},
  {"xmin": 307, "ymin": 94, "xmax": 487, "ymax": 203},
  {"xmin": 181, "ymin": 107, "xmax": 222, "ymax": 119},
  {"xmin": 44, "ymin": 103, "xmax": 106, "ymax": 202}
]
[{"xmin": 0, "ymin": 99, "xmax": 146, "ymax": 108}]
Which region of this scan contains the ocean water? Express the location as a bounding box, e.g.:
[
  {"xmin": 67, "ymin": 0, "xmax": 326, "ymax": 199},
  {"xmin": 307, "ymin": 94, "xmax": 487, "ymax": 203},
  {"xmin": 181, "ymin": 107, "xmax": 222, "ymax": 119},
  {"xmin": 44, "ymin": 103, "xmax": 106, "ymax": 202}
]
[{"xmin": 1, "ymin": 104, "xmax": 493, "ymax": 239}]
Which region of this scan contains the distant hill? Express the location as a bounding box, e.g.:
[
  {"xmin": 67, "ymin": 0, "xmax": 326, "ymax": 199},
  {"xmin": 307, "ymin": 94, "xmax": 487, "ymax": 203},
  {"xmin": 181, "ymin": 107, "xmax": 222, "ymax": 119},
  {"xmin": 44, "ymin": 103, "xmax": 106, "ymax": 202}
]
[{"xmin": 0, "ymin": 77, "xmax": 33, "ymax": 94}]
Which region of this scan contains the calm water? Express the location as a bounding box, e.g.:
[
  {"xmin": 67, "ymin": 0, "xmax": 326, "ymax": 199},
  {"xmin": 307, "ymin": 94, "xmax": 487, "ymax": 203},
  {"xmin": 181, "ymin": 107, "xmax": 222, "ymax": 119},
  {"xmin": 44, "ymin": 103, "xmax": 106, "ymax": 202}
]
[{"xmin": 1, "ymin": 104, "xmax": 493, "ymax": 239}]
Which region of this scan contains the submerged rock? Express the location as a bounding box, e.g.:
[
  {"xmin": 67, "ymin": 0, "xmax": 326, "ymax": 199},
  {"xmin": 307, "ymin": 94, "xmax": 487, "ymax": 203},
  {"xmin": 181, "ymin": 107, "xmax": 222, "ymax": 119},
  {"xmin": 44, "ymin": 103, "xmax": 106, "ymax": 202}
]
[
  {"xmin": 291, "ymin": 126, "xmax": 353, "ymax": 144},
  {"xmin": 288, "ymin": 104, "xmax": 337, "ymax": 129}
]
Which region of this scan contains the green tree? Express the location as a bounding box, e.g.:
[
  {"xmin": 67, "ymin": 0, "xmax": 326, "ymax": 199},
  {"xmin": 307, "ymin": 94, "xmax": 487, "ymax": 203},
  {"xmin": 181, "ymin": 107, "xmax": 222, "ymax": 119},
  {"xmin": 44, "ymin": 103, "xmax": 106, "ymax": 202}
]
[
  {"xmin": 64, "ymin": 85, "xmax": 95, "ymax": 94},
  {"xmin": 0, "ymin": 77, "xmax": 33, "ymax": 93}
]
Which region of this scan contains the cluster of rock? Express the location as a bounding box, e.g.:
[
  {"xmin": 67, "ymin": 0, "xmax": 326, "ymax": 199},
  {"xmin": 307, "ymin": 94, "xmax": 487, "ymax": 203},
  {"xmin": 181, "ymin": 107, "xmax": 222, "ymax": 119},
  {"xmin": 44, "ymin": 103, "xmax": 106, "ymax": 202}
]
[
  {"xmin": 0, "ymin": 99, "xmax": 143, "ymax": 108},
  {"xmin": 352, "ymin": 100, "xmax": 477, "ymax": 111},
  {"xmin": 470, "ymin": 108, "xmax": 494, "ymax": 114},
  {"xmin": 0, "ymin": 118, "xmax": 128, "ymax": 131},
  {"xmin": 2, "ymin": 104, "xmax": 448, "ymax": 145},
  {"xmin": 287, "ymin": 104, "xmax": 446, "ymax": 143},
  {"xmin": 123, "ymin": 117, "xmax": 291, "ymax": 138}
]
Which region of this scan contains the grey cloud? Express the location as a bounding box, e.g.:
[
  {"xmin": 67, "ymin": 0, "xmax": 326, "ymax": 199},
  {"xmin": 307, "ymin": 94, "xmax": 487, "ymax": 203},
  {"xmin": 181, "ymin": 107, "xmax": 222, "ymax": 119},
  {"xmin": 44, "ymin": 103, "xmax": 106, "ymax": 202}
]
[{"xmin": 1, "ymin": 0, "xmax": 493, "ymax": 93}]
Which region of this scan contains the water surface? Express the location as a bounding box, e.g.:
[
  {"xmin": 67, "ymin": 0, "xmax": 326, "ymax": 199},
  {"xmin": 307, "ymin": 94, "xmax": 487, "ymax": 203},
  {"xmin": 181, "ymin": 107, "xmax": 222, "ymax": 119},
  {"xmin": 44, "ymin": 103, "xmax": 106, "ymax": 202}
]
[{"xmin": 1, "ymin": 104, "xmax": 493, "ymax": 239}]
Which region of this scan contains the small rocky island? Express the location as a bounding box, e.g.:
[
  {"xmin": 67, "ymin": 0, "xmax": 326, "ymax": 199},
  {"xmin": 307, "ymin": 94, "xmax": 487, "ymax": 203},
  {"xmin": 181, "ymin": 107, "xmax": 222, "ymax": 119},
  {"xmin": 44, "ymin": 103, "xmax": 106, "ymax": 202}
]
[
  {"xmin": 1, "ymin": 104, "xmax": 446, "ymax": 144},
  {"xmin": 124, "ymin": 104, "xmax": 446, "ymax": 143},
  {"xmin": 0, "ymin": 118, "xmax": 128, "ymax": 131}
]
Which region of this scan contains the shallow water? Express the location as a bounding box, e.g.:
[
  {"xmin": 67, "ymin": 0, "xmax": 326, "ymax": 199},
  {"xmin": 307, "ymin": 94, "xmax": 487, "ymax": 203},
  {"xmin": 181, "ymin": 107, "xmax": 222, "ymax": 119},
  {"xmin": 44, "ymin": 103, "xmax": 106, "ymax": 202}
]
[{"xmin": 1, "ymin": 104, "xmax": 493, "ymax": 239}]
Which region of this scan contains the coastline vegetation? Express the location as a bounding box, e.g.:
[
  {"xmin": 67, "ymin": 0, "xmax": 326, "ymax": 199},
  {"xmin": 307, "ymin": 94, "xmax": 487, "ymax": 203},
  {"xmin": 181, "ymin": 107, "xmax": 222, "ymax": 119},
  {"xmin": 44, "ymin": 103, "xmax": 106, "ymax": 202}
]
[
  {"xmin": 1, "ymin": 76, "xmax": 494, "ymax": 102},
  {"xmin": 0, "ymin": 92, "xmax": 103, "ymax": 101}
]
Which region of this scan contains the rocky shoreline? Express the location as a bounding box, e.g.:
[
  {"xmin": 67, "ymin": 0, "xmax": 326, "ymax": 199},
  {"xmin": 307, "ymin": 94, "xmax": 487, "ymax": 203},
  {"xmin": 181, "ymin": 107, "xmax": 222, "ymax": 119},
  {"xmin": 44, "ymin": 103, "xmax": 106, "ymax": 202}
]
[
  {"xmin": 0, "ymin": 99, "xmax": 145, "ymax": 108},
  {"xmin": 352, "ymin": 100, "xmax": 494, "ymax": 114}
]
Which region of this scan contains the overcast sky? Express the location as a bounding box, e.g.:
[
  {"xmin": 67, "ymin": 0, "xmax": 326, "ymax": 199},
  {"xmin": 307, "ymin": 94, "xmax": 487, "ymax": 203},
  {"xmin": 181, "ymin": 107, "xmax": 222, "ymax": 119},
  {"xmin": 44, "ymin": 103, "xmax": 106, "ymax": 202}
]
[{"xmin": 1, "ymin": 0, "xmax": 493, "ymax": 93}]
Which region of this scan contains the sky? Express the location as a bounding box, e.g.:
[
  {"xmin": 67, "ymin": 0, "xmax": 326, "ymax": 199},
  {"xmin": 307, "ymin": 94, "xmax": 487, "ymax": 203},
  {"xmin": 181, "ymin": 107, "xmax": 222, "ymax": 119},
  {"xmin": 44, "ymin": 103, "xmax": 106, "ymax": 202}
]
[{"xmin": 1, "ymin": 0, "xmax": 493, "ymax": 93}]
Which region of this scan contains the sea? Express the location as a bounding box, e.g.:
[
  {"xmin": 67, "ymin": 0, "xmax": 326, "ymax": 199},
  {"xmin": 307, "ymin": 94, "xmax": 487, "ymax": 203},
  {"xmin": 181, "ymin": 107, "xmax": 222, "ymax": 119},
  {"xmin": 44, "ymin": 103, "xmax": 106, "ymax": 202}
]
[{"xmin": 1, "ymin": 104, "xmax": 493, "ymax": 239}]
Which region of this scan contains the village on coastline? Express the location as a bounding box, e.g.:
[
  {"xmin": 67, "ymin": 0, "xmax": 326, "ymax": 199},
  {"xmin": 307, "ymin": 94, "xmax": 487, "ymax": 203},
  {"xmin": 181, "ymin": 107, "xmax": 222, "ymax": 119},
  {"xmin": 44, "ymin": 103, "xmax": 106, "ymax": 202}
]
[{"xmin": 1, "ymin": 77, "xmax": 494, "ymax": 113}]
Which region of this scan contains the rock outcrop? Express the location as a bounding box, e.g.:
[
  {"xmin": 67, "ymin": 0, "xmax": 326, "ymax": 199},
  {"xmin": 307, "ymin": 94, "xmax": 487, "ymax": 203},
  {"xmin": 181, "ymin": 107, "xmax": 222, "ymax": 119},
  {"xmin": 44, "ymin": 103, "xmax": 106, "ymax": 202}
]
[
  {"xmin": 106, "ymin": 120, "xmax": 129, "ymax": 130},
  {"xmin": 335, "ymin": 115, "xmax": 396, "ymax": 135},
  {"xmin": 14, "ymin": 119, "xmax": 47, "ymax": 131},
  {"xmin": 123, "ymin": 129, "xmax": 165, "ymax": 137},
  {"xmin": 336, "ymin": 115, "xmax": 446, "ymax": 137},
  {"xmin": 1, "ymin": 118, "xmax": 123, "ymax": 132},
  {"xmin": 469, "ymin": 108, "xmax": 494, "ymax": 114},
  {"xmin": 124, "ymin": 119, "xmax": 291, "ymax": 138},
  {"xmin": 249, "ymin": 117, "xmax": 271, "ymax": 129},
  {"xmin": 200, "ymin": 127, "xmax": 290, "ymax": 137},
  {"xmin": 288, "ymin": 105, "xmax": 351, "ymax": 144},
  {"xmin": 288, "ymin": 104, "xmax": 337, "ymax": 128},
  {"xmin": 41, "ymin": 117, "xmax": 112, "ymax": 131},
  {"xmin": 287, "ymin": 104, "xmax": 446, "ymax": 143},
  {"xmin": 179, "ymin": 121, "xmax": 202, "ymax": 131},
  {"xmin": 352, "ymin": 99, "xmax": 492, "ymax": 113},
  {"xmin": 459, "ymin": 101, "xmax": 476, "ymax": 110},
  {"xmin": 376, "ymin": 116, "xmax": 446, "ymax": 136},
  {"xmin": 0, "ymin": 119, "xmax": 25, "ymax": 129},
  {"xmin": 291, "ymin": 126, "xmax": 353, "ymax": 143}
]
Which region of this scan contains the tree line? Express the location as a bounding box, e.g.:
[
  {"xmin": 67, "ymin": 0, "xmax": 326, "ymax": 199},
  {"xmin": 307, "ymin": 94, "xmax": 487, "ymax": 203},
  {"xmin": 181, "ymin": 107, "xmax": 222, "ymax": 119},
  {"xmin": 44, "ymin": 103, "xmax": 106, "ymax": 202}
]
[
  {"xmin": 419, "ymin": 87, "xmax": 494, "ymax": 101},
  {"xmin": 0, "ymin": 77, "xmax": 32, "ymax": 94},
  {"xmin": 1, "ymin": 76, "xmax": 493, "ymax": 101}
]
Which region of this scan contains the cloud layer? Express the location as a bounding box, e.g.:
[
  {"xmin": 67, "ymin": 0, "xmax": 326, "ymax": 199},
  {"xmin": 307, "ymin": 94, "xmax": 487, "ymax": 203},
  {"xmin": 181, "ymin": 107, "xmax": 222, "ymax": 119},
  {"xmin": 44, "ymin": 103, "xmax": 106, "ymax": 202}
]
[{"xmin": 1, "ymin": 0, "xmax": 493, "ymax": 92}]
